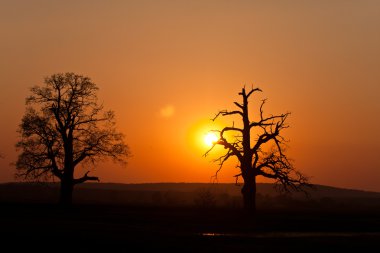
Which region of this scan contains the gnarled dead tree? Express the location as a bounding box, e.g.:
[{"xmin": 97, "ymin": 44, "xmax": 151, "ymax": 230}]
[
  {"xmin": 16, "ymin": 72, "xmax": 130, "ymax": 204},
  {"xmin": 205, "ymin": 87, "xmax": 309, "ymax": 212}
]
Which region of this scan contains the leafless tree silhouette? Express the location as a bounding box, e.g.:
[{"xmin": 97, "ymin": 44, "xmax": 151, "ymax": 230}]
[
  {"xmin": 205, "ymin": 86, "xmax": 309, "ymax": 212},
  {"xmin": 16, "ymin": 72, "xmax": 130, "ymax": 204}
]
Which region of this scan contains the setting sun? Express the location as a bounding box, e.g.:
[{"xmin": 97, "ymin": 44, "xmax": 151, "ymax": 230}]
[{"xmin": 204, "ymin": 132, "xmax": 219, "ymax": 147}]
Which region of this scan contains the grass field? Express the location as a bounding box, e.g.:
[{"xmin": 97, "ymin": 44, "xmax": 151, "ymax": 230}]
[
  {"xmin": 1, "ymin": 183, "xmax": 380, "ymax": 252},
  {"xmin": 1, "ymin": 203, "xmax": 380, "ymax": 252}
]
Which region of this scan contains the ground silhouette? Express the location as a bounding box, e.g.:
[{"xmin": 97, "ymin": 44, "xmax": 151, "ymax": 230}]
[{"xmin": 1, "ymin": 182, "xmax": 379, "ymax": 251}]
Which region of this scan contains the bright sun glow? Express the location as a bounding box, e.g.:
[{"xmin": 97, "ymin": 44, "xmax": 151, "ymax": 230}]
[{"xmin": 204, "ymin": 132, "xmax": 219, "ymax": 147}]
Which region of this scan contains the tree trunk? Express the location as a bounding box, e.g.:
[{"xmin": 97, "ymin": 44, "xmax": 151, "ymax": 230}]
[
  {"xmin": 61, "ymin": 145, "xmax": 74, "ymax": 205},
  {"xmin": 241, "ymin": 176, "xmax": 256, "ymax": 213},
  {"xmin": 59, "ymin": 179, "xmax": 73, "ymax": 205}
]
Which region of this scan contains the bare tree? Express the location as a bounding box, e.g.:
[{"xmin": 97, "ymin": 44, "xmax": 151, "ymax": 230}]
[
  {"xmin": 16, "ymin": 72, "xmax": 130, "ymax": 204},
  {"xmin": 205, "ymin": 87, "xmax": 309, "ymax": 212}
]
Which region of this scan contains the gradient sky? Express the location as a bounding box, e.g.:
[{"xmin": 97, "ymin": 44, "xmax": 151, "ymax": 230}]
[{"xmin": 0, "ymin": 0, "xmax": 379, "ymax": 191}]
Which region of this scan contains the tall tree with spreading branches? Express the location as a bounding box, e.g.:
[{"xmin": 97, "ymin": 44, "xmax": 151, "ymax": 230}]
[
  {"xmin": 16, "ymin": 72, "xmax": 130, "ymax": 204},
  {"xmin": 205, "ymin": 87, "xmax": 309, "ymax": 212}
]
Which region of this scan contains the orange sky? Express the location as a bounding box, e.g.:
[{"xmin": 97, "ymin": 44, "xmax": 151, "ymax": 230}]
[{"xmin": 0, "ymin": 0, "xmax": 379, "ymax": 191}]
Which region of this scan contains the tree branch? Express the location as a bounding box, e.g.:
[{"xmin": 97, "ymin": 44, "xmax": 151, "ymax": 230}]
[
  {"xmin": 212, "ymin": 110, "xmax": 242, "ymax": 121},
  {"xmin": 221, "ymin": 126, "xmax": 243, "ymax": 134},
  {"xmin": 246, "ymin": 87, "xmax": 262, "ymax": 98},
  {"xmin": 234, "ymin": 102, "xmax": 243, "ymax": 109},
  {"xmin": 73, "ymin": 171, "xmax": 99, "ymax": 185}
]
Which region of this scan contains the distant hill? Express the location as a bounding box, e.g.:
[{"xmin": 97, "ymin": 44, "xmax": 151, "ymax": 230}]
[{"xmin": 1, "ymin": 182, "xmax": 380, "ymax": 210}]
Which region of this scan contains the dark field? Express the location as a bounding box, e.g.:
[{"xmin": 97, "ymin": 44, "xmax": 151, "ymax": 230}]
[{"xmin": 1, "ymin": 183, "xmax": 380, "ymax": 252}]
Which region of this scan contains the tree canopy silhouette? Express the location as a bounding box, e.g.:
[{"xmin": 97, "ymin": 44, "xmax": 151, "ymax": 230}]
[
  {"xmin": 205, "ymin": 86, "xmax": 309, "ymax": 212},
  {"xmin": 16, "ymin": 72, "xmax": 130, "ymax": 204}
]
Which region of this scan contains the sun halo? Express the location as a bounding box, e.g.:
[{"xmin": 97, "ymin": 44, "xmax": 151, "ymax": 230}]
[{"xmin": 204, "ymin": 132, "xmax": 219, "ymax": 147}]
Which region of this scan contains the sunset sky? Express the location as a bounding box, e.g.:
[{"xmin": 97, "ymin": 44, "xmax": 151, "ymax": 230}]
[{"xmin": 0, "ymin": 0, "xmax": 379, "ymax": 191}]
